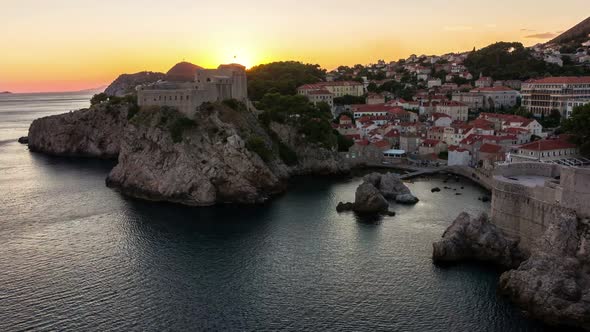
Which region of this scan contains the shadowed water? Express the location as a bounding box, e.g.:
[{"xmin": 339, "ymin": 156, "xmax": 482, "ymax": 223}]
[{"xmin": 0, "ymin": 93, "xmax": 551, "ymax": 331}]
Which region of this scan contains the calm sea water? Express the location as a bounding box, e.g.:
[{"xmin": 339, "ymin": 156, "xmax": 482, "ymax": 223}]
[{"xmin": 0, "ymin": 93, "xmax": 550, "ymax": 331}]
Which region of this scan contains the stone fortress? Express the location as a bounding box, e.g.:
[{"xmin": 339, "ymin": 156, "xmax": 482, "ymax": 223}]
[
  {"xmin": 137, "ymin": 62, "xmax": 248, "ymax": 117},
  {"xmin": 489, "ymin": 162, "xmax": 590, "ymax": 251}
]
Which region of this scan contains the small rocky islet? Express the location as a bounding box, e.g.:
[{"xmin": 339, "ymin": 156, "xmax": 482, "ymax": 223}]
[{"xmin": 336, "ymin": 172, "xmax": 418, "ymax": 215}]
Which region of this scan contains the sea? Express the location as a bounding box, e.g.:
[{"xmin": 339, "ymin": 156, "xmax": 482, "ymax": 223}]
[{"xmin": 0, "ymin": 92, "xmax": 552, "ymax": 331}]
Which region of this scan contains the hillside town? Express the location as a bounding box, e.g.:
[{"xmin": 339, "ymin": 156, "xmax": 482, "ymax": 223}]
[{"xmin": 296, "ymin": 39, "xmax": 590, "ymax": 170}]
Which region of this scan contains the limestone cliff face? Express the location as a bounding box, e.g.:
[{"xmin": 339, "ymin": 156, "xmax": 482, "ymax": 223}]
[
  {"xmin": 499, "ymin": 210, "xmax": 590, "ymax": 330},
  {"xmin": 106, "ymin": 104, "xmax": 289, "ymax": 206},
  {"xmin": 104, "ymin": 71, "xmax": 165, "ymax": 97},
  {"xmin": 28, "ymin": 102, "xmax": 130, "ymax": 159},
  {"xmin": 269, "ymin": 122, "xmax": 349, "ymax": 175}
]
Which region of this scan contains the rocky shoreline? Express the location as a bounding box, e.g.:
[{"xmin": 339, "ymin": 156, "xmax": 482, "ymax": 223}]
[
  {"xmin": 434, "ymin": 211, "xmax": 590, "ymax": 330},
  {"xmin": 27, "ymin": 96, "xmax": 349, "ymax": 206}
]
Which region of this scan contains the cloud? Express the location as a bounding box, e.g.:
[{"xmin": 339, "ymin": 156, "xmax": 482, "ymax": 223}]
[
  {"xmin": 524, "ymin": 32, "xmax": 557, "ymax": 39},
  {"xmin": 444, "ymin": 25, "xmax": 473, "ymax": 31},
  {"xmin": 520, "ymin": 28, "xmax": 534, "ymax": 32}
]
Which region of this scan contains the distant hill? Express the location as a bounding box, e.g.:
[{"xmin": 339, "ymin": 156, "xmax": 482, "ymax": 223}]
[
  {"xmin": 549, "ymin": 16, "xmax": 590, "ymax": 45},
  {"xmin": 104, "ymin": 71, "xmax": 165, "ymax": 97},
  {"xmin": 0, "ymin": 91, "xmax": 12, "ymax": 94},
  {"xmin": 464, "ymin": 42, "xmax": 560, "ymax": 80}
]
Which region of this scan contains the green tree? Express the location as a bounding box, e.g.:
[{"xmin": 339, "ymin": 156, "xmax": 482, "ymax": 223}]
[
  {"xmin": 562, "ymin": 103, "xmax": 590, "ymax": 157},
  {"xmin": 247, "ymin": 61, "xmax": 326, "ymax": 101},
  {"xmin": 90, "ymin": 93, "xmax": 109, "ymax": 105}
]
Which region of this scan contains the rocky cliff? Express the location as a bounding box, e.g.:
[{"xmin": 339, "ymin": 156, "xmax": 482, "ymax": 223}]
[
  {"xmin": 499, "ymin": 210, "xmax": 590, "ymax": 330},
  {"xmin": 28, "ymin": 101, "xmax": 131, "ymax": 159},
  {"xmin": 106, "ymin": 103, "xmax": 290, "ymax": 206},
  {"xmin": 104, "ymin": 71, "xmax": 165, "ymax": 97},
  {"xmin": 432, "ymin": 212, "xmax": 525, "ymax": 269},
  {"xmin": 434, "ymin": 209, "xmax": 590, "ymax": 330},
  {"xmin": 269, "ymin": 122, "xmax": 349, "ymax": 175}
]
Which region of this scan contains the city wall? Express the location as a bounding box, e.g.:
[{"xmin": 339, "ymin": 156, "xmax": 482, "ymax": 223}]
[{"xmin": 490, "ymin": 162, "xmax": 590, "ymax": 251}]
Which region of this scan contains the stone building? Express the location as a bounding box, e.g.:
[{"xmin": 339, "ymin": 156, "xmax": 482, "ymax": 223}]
[
  {"xmin": 509, "ymin": 139, "xmax": 579, "ymax": 163},
  {"xmin": 137, "ymin": 62, "xmax": 248, "ymax": 117},
  {"xmin": 298, "ymin": 81, "xmax": 365, "ymax": 98},
  {"xmin": 435, "ymin": 101, "xmax": 469, "ymax": 121},
  {"xmin": 470, "ymin": 86, "xmax": 520, "ymax": 110},
  {"xmin": 521, "ymin": 76, "xmax": 590, "ymax": 117}
]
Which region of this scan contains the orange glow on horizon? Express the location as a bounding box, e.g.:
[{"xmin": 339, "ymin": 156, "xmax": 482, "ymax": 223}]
[{"xmin": 1, "ymin": 1, "xmax": 587, "ymax": 93}]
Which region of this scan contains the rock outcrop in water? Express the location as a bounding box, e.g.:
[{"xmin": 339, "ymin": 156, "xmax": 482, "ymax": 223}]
[
  {"xmin": 106, "ymin": 103, "xmax": 289, "ymax": 205},
  {"xmin": 104, "ymin": 71, "xmax": 165, "ymax": 97},
  {"xmin": 432, "ymin": 212, "xmax": 525, "ymax": 269},
  {"xmin": 337, "ymin": 172, "xmax": 416, "ymax": 215},
  {"xmin": 499, "ymin": 210, "xmax": 590, "ymax": 330},
  {"xmin": 363, "ymin": 172, "xmax": 419, "ymax": 204},
  {"xmin": 434, "ymin": 209, "xmax": 590, "ymax": 330},
  {"xmin": 28, "ymin": 101, "xmax": 131, "ymax": 158},
  {"xmin": 352, "ymin": 182, "xmax": 390, "ymax": 214}
]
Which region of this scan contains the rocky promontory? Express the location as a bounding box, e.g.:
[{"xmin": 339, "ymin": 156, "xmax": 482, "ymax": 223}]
[
  {"xmin": 28, "ymin": 98, "xmax": 132, "ymax": 158},
  {"xmin": 106, "ymin": 103, "xmax": 288, "ymax": 205},
  {"xmin": 432, "ymin": 212, "xmax": 525, "ymax": 269},
  {"xmin": 434, "ymin": 209, "xmax": 590, "ymax": 330},
  {"xmin": 27, "ymin": 92, "xmax": 349, "ymax": 206},
  {"xmin": 499, "ymin": 210, "xmax": 590, "ymax": 330}
]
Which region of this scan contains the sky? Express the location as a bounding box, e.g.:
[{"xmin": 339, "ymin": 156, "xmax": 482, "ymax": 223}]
[{"xmin": 0, "ymin": 0, "xmax": 588, "ymax": 93}]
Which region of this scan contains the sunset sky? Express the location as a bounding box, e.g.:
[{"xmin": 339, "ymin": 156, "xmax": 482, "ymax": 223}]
[{"xmin": 1, "ymin": 0, "xmax": 587, "ymax": 93}]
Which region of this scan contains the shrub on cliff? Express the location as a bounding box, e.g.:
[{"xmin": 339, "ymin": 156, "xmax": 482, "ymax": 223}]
[
  {"xmin": 169, "ymin": 117, "xmax": 197, "ymax": 143},
  {"xmin": 256, "ymin": 93, "xmax": 337, "ymax": 149},
  {"xmin": 222, "ymin": 99, "xmax": 247, "ymax": 112},
  {"xmin": 278, "ymin": 141, "xmax": 298, "ymax": 166},
  {"xmin": 246, "ymin": 135, "xmax": 274, "ymax": 162},
  {"xmin": 336, "ymin": 131, "xmax": 354, "ymax": 152}
]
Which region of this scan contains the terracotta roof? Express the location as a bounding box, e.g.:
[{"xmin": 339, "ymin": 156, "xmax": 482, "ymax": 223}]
[
  {"xmin": 421, "ymin": 139, "xmax": 442, "ymax": 147},
  {"xmin": 356, "ymin": 139, "xmax": 370, "ymax": 146},
  {"xmin": 479, "ymin": 143, "xmax": 503, "ymax": 154},
  {"xmin": 448, "ymin": 145, "xmax": 469, "ymax": 153},
  {"xmin": 373, "ymin": 140, "xmax": 391, "ymax": 149},
  {"xmin": 308, "ymin": 89, "xmax": 332, "ymax": 95},
  {"xmin": 471, "ymin": 86, "xmax": 516, "ymax": 92},
  {"xmin": 431, "ymin": 112, "xmax": 452, "ymax": 120},
  {"xmin": 503, "ymin": 127, "xmax": 529, "ymax": 134},
  {"xmin": 525, "ymin": 76, "xmax": 590, "ymax": 84},
  {"xmin": 468, "ymin": 118, "xmax": 495, "ymax": 129},
  {"xmin": 518, "ymin": 139, "xmax": 577, "ymax": 151},
  {"xmin": 384, "ymin": 129, "xmax": 400, "ymax": 138},
  {"xmin": 340, "ymin": 115, "xmax": 351, "ymax": 121}
]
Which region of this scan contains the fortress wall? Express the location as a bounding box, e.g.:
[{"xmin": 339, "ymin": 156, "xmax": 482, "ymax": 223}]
[
  {"xmin": 557, "ymin": 166, "xmax": 590, "ymax": 218},
  {"xmin": 490, "ymin": 163, "xmax": 590, "ymax": 251},
  {"xmin": 493, "ymin": 162, "xmax": 560, "ymax": 178},
  {"xmin": 491, "ymin": 180, "xmax": 564, "ymax": 250}
]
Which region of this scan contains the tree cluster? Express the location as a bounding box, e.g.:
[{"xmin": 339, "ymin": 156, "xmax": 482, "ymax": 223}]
[{"xmin": 247, "ymin": 61, "xmax": 326, "ymax": 101}]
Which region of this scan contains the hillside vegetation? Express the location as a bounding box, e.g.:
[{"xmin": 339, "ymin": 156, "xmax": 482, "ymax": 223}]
[
  {"xmin": 247, "ymin": 61, "xmax": 326, "ymax": 101},
  {"xmin": 464, "ymin": 42, "xmax": 588, "ymax": 80}
]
